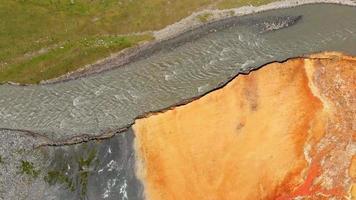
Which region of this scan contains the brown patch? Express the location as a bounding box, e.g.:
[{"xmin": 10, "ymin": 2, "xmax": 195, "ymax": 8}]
[
  {"xmin": 243, "ymin": 75, "xmax": 259, "ymax": 111},
  {"xmin": 236, "ymin": 122, "xmax": 245, "ymax": 130}
]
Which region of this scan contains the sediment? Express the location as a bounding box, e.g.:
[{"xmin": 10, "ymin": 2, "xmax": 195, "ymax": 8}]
[{"xmin": 133, "ymin": 52, "xmax": 356, "ymax": 200}]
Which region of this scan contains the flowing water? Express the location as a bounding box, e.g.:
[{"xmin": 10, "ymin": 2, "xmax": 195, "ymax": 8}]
[
  {"xmin": 0, "ymin": 4, "xmax": 355, "ymax": 140},
  {"xmin": 42, "ymin": 129, "xmax": 143, "ymax": 200},
  {"xmin": 0, "ymin": 4, "xmax": 356, "ymax": 200}
]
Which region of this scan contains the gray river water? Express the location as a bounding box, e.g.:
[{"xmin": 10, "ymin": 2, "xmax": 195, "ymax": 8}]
[
  {"xmin": 0, "ymin": 3, "xmax": 356, "ymax": 200},
  {"xmin": 1, "ymin": 4, "xmax": 356, "ymax": 140}
]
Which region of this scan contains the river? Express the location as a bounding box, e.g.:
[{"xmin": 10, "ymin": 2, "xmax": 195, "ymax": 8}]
[{"xmin": 0, "ymin": 3, "xmax": 355, "ymax": 200}]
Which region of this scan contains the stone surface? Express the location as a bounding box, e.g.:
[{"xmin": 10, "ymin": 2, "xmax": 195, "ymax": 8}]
[
  {"xmin": 133, "ymin": 52, "xmax": 356, "ymax": 200},
  {"xmin": 0, "ymin": 131, "xmax": 49, "ymax": 200}
]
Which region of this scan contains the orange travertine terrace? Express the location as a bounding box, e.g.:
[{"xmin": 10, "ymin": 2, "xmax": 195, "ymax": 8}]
[{"xmin": 133, "ymin": 52, "xmax": 356, "ymax": 200}]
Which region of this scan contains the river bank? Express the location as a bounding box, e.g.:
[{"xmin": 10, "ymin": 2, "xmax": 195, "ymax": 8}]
[
  {"xmin": 37, "ymin": 0, "xmax": 356, "ymax": 85},
  {"xmin": 0, "ymin": 4, "xmax": 355, "ymax": 142},
  {"xmin": 1, "ymin": 3, "xmax": 356, "ymax": 200}
]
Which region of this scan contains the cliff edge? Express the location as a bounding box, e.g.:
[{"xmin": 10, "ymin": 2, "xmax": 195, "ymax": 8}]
[{"xmin": 133, "ymin": 52, "xmax": 356, "ymax": 200}]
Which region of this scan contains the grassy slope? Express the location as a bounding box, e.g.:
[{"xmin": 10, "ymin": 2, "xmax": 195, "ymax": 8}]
[
  {"xmin": 0, "ymin": 0, "xmax": 275, "ymax": 84},
  {"xmin": 217, "ymin": 0, "xmax": 276, "ymax": 9}
]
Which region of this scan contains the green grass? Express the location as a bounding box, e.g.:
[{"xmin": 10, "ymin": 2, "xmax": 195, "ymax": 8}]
[
  {"xmin": 0, "ymin": 34, "xmax": 152, "ymax": 84},
  {"xmin": 197, "ymin": 13, "xmax": 213, "ymax": 23},
  {"xmin": 19, "ymin": 160, "xmax": 40, "ymax": 178},
  {"xmin": 217, "ymin": 0, "xmax": 276, "ymax": 9},
  {"xmin": 0, "ymin": 0, "xmax": 276, "ymax": 84}
]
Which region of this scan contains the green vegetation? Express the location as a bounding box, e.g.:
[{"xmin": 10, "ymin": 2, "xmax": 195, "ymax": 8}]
[
  {"xmin": 217, "ymin": 0, "xmax": 276, "ymax": 9},
  {"xmin": 0, "ymin": 34, "xmax": 152, "ymax": 84},
  {"xmin": 78, "ymin": 148, "xmax": 97, "ymax": 198},
  {"xmin": 0, "ymin": 0, "xmax": 276, "ymax": 84},
  {"xmin": 228, "ymin": 10, "xmax": 235, "ymax": 17},
  {"xmin": 197, "ymin": 13, "xmax": 213, "ymax": 23},
  {"xmin": 44, "ymin": 146, "xmax": 98, "ymax": 199},
  {"xmin": 19, "ymin": 160, "xmax": 40, "ymax": 178},
  {"xmin": 45, "ymin": 170, "xmax": 75, "ymax": 191}
]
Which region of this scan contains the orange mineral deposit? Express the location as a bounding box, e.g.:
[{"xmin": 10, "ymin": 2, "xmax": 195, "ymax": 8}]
[{"xmin": 133, "ymin": 52, "xmax": 356, "ymax": 200}]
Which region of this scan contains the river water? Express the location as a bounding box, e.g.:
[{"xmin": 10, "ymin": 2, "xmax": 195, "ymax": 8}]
[
  {"xmin": 0, "ymin": 4, "xmax": 355, "ymax": 140},
  {"xmin": 0, "ymin": 3, "xmax": 356, "ymax": 200}
]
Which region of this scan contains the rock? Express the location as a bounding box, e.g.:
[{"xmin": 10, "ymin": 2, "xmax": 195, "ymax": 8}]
[{"xmin": 133, "ymin": 52, "xmax": 356, "ymax": 200}]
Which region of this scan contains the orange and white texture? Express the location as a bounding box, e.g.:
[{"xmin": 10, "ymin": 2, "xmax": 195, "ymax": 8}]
[{"xmin": 133, "ymin": 52, "xmax": 356, "ymax": 200}]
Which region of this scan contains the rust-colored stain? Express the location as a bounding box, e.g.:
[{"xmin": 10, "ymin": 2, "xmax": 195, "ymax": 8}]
[{"xmin": 133, "ymin": 52, "xmax": 356, "ymax": 200}]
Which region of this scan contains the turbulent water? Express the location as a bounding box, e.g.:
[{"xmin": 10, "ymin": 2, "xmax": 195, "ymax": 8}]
[
  {"xmin": 43, "ymin": 129, "xmax": 143, "ymax": 200},
  {"xmin": 0, "ymin": 4, "xmax": 356, "ymax": 200},
  {"xmin": 1, "ymin": 4, "xmax": 355, "ymax": 140}
]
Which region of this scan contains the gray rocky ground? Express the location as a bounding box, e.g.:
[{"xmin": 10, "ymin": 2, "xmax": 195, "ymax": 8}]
[
  {"xmin": 0, "ymin": 130, "xmax": 143, "ymax": 200},
  {"xmin": 0, "ymin": 131, "xmax": 50, "ymax": 200}
]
